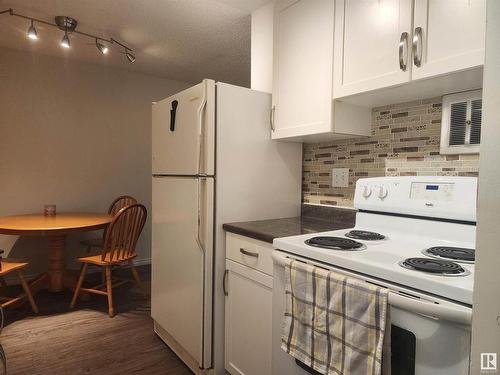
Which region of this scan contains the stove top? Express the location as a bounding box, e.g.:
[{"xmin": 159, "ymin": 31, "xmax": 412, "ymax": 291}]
[
  {"xmin": 305, "ymin": 236, "xmax": 364, "ymax": 250},
  {"xmin": 399, "ymin": 257, "xmax": 469, "ymax": 276},
  {"xmin": 422, "ymin": 246, "xmax": 475, "ymax": 263},
  {"xmin": 272, "ymin": 213, "xmax": 476, "ymax": 305},
  {"xmin": 345, "ymin": 230, "xmax": 386, "ymax": 241}
]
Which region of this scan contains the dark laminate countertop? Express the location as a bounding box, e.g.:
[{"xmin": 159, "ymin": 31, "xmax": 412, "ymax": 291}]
[{"xmin": 223, "ymin": 205, "xmax": 356, "ymax": 244}]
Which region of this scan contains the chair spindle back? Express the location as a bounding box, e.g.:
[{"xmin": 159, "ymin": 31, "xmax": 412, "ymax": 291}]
[
  {"xmin": 108, "ymin": 195, "xmax": 138, "ymax": 216},
  {"xmin": 102, "ymin": 204, "xmax": 147, "ymax": 262}
]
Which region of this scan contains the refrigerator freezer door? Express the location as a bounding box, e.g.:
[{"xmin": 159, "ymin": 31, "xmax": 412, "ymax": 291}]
[
  {"xmin": 151, "ymin": 176, "xmax": 214, "ymax": 369},
  {"xmin": 152, "ymin": 80, "xmax": 215, "ymax": 176}
]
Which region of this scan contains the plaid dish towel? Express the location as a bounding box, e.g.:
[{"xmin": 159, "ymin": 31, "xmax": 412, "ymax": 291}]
[{"xmin": 282, "ymin": 259, "xmax": 390, "ymax": 375}]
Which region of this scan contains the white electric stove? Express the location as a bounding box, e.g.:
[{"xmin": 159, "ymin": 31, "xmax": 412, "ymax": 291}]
[{"xmin": 272, "ymin": 176, "xmax": 477, "ymax": 375}]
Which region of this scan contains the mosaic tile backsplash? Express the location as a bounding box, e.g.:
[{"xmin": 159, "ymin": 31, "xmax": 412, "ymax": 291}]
[{"xmin": 303, "ymin": 97, "xmax": 480, "ymax": 207}]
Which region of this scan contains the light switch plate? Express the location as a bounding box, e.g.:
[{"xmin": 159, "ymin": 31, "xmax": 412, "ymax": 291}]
[{"xmin": 332, "ymin": 168, "xmax": 349, "ymax": 188}]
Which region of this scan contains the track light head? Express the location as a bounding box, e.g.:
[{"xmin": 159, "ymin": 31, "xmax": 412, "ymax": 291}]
[
  {"xmin": 27, "ymin": 19, "xmax": 37, "ymax": 40},
  {"xmin": 125, "ymin": 50, "xmax": 136, "ymax": 63},
  {"xmin": 96, "ymin": 39, "xmax": 109, "ymax": 54},
  {"xmin": 60, "ymin": 30, "xmax": 70, "ymax": 48}
]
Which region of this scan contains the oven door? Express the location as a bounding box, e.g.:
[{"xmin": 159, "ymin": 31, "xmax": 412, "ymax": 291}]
[
  {"xmin": 272, "ymin": 251, "xmax": 471, "ymax": 375},
  {"xmin": 390, "ymin": 306, "xmax": 470, "ymax": 375}
]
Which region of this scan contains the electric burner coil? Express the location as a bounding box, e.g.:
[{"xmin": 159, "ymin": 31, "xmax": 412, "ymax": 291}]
[
  {"xmin": 345, "ymin": 230, "xmax": 386, "ymax": 241},
  {"xmin": 305, "ymin": 236, "xmax": 364, "ymax": 251},
  {"xmin": 399, "ymin": 257, "xmax": 469, "ymax": 276}
]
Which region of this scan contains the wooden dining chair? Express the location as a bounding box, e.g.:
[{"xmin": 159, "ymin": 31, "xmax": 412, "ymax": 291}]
[
  {"xmin": 0, "ymin": 235, "xmax": 38, "ymax": 313},
  {"xmin": 80, "ymin": 195, "xmax": 137, "ymax": 253},
  {"xmin": 70, "ymin": 204, "xmax": 147, "ymax": 317}
]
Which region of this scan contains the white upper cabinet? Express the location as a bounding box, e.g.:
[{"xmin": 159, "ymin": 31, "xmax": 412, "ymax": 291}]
[
  {"xmin": 272, "ymin": 0, "xmax": 371, "ymax": 141},
  {"xmin": 333, "ymin": 0, "xmax": 413, "ymax": 98},
  {"xmin": 272, "ymin": 0, "xmax": 335, "ymax": 139},
  {"xmin": 333, "ymin": 0, "xmax": 486, "ymax": 102},
  {"xmin": 411, "ymin": 0, "xmax": 486, "ymax": 80}
]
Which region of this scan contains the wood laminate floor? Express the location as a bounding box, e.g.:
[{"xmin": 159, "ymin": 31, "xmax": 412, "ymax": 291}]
[{"xmin": 0, "ymin": 266, "xmax": 192, "ymax": 375}]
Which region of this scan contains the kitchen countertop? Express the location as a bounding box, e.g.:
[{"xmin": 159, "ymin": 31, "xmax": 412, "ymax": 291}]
[{"xmin": 223, "ymin": 205, "xmax": 356, "ymax": 244}]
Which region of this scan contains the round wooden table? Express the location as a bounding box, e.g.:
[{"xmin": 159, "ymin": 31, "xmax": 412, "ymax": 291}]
[{"xmin": 0, "ymin": 213, "xmax": 112, "ymax": 294}]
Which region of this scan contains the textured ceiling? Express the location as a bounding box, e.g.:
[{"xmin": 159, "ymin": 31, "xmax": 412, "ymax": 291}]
[{"xmin": 0, "ymin": 0, "xmax": 270, "ymax": 85}]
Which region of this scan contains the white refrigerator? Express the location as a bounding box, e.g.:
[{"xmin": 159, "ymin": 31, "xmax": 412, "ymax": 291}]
[{"xmin": 151, "ymin": 80, "xmax": 302, "ymax": 373}]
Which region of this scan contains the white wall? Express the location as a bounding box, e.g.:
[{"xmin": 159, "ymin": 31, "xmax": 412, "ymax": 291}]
[
  {"xmin": 251, "ymin": 2, "xmax": 274, "ymax": 93},
  {"xmin": 471, "ymin": 0, "xmax": 500, "ymax": 372},
  {"xmin": 0, "ymin": 47, "xmax": 191, "ymax": 276}
]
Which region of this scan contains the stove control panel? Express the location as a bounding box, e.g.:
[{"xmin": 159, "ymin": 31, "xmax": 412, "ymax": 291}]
[
  {"xmin": 410, "ymin": 182, "xmax": 454, "ymax": 201},
  {"xmin": 354, "ymin": 176, "xmax": 477, "ymax": 222}
]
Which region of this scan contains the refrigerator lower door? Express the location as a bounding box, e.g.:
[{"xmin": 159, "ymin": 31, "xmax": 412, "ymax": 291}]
[
  {"xmin": 152, "ymin": 176, "xmax": 214, "ymax": 369},
  {"xmin": 152, "ymin": 80, "xmax": 215, "ymax": 176}
]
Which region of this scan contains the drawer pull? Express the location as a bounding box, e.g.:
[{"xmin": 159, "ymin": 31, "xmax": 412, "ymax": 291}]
[{"xmin": 240, "ymin": 248, "xmax": 259, "ymax": 258}]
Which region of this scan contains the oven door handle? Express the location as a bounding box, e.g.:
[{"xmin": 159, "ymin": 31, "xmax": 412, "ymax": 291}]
[
  {"xmin": 389, "ymin": 292, "xmax": 471, "ymax": 325},
  {"xmin": 271, "ymin": 252, "xmax": 472, "ymax": 325}
]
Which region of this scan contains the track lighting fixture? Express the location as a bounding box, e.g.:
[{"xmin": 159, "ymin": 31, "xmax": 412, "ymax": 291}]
[
  {"xmin": 1, "ymin": 9, "xmax": 135, "ymax": 62},
  {"xmin": 27, "ymin": 19, "xmax": 37, "ymax": 40},
  {"xmin": 96, "ymin": 39, "xmax": 109, "ymax": 54},
  {"xmin": 60, "ymin": 30, "xmax": 70, "ymax": 48}
]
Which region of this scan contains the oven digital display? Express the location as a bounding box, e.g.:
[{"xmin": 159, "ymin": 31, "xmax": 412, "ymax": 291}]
[{"xmin": 410, "ymin": 182, "xmax": 454, "ymax": 201}]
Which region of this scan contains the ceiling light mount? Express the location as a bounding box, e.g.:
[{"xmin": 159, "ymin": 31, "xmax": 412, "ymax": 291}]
[{"xmin": 55, "ymin": 16, "xmax": 77, "ymax": 32}]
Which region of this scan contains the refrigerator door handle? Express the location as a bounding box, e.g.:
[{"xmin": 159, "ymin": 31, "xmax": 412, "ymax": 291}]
[
  {"xmin": 196, "ymin": 177, "xmax": 206, "ymax": 254},
  {"xmin": 197, "ymin": 81, "xmax": 208, "ymax": 175},
  {"xmin": 169, "ymin": 100, "xmax": 179, "ymax": 131}
]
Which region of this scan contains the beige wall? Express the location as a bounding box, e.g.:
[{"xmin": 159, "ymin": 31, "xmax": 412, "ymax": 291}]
[
  {"xmin": 0, "ymin": 47, "xmax": 191, "ymax": 276},
  {"xmin": 471, "ymin": 0, "xmax": 500, "ymax": 372}
]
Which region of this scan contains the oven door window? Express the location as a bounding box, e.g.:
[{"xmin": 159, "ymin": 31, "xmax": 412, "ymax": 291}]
[{"xmin": 391, "ymin": 325, "xmax": 416, "ymax": 375}]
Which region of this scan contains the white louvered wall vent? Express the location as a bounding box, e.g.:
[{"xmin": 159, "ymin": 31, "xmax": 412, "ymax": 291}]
[{"xmin": 440, "ymin": 90, "xmax": 482, "ymax": 155}]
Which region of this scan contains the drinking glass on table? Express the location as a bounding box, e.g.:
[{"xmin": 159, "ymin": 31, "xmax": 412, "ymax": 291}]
[{"xmin": 44, "ymin": 204, "xmax": 56, "ymax": 216}]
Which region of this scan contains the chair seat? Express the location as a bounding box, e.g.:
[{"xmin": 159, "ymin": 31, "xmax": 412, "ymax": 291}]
[
  {"xmin": 0, "ymin": 261, "xmax": 28, "ymax": 275},
  {"xmin": 77, "ymin": 253, "xmax": 137, "ymax": 266},
  {"xmin": 80, "ymin": 238, "xmax": 104, "ymax": 248}
]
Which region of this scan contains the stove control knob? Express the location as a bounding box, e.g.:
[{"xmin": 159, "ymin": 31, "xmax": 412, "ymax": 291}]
[
  {"xmin": 378, "ymin": 185, "xmax": 388, "ymax": 199},
  {"xmin": 362, "ymin": 185, "xmax": 372, "ymax": 198}
]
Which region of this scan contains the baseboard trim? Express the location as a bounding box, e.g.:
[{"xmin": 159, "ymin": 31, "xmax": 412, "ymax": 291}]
[
  {"xmin": 133, "ymin": 258, "xmax": 152, "ymax": 267},
  {"xmin": 2, "ymin": 258, "xmax": 152, "ymax": 285}
]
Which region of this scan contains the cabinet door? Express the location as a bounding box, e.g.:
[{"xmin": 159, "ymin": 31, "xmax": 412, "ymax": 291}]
[
  {"xmin": 225, "ymin": 260, "xmax": 273, "ymax": 375},
  {"xmin": 333, "ymin": 0, "xmax": 413, "ymax": 98},
  {"xmin": 412, "ymin": 0, "xmax": 486, "ymax": 80},
  {"xmin": 272, "ymin": 0, "xmax": 334, "ymax": 139}
]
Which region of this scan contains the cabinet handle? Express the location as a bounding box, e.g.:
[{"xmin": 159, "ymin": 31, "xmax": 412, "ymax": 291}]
[
  {"xmin": 240, "ymin": 248, "xmax": 259, "ymax": 258},
  {"xmin": 399, "ymin": 32, "xmax": 409, "ymax": 71},
  {"xmin": 270, "ymin": 105, "xmax": 276, "ymax": 132},
  {"xmin": 412, "ymin": 27, "xmax": 423, "ymax": 67},
  {"xmin": 223, "ymin": 270, "xmax": 228, "ymax": 296}
]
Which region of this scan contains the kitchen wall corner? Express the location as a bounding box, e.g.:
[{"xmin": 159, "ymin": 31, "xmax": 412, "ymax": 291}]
[{"xmin": 302, "ymin": 97, "xmax": 480, "ymax": 207}]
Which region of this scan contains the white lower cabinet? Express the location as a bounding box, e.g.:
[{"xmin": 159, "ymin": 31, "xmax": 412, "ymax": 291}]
[{"xmin": 224, "ymin": 234, "xmax": 273, "ymax": 375}]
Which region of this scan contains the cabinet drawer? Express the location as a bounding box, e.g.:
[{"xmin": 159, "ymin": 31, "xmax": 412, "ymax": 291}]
[{"xmin": 226, "ymin": 233, "xmax": 274, "ymax": 276}]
